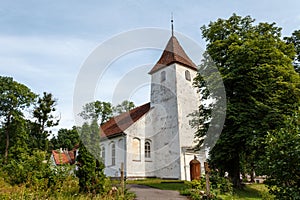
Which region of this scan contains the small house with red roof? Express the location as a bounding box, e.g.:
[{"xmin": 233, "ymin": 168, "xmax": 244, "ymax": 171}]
[
  {"xmin": 99, "ymin": 33, "xmax": 206, "ymax": 180},
  {"xmin": 51, "ymin": 146, "xmax": 78, "ymax": 166}
]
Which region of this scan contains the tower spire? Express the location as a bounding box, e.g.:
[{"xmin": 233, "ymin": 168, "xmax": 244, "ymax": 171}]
[{"xmin": 171, "ymin": 13, "xmax": 174, "ymax": 36}]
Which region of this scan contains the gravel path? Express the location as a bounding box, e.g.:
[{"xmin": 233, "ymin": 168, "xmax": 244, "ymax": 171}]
[{"xmin": 128, "ymin": 184, "xmax": 188, "ymax": 200}]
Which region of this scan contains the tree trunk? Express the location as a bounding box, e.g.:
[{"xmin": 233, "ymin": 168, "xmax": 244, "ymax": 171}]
[
  {"xmin": 250, "ymin": 163, "xmax": 255, "ymax": 183},
  {"xmin": 231, "ymin": 153, "xmax": 242, "ymax": 188}
]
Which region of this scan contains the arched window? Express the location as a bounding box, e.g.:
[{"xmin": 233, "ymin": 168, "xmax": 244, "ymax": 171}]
[
  {"xmin": 145, "ymin": 141, "xmax": 151, "ymax": 158},
  {"xmin": 161, "ymin": 71, "xmax": 166, "ymax": 82},
  {"xmin": 101, "ymin": 146, "xmax": 105, "ymax": 164},
  {"xmin": 132, "ymin": 138, "xmax": 141, "ymax": 161},
  {"xmin": 111, "ymin": 143, "xmax": 116, "ymax": 166},
  {"xmin": 185, "ymin": 70, "xmax": 191, "ymax": 81}
]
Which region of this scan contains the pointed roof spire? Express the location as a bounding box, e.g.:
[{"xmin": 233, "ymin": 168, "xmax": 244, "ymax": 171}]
[
  {"xmin": 149, "ymin": 35, "xmax": 197, "ymax": 74},
  {"xmin": 171, "ymin": 13, "xmax": 174, "ymax": 36}
]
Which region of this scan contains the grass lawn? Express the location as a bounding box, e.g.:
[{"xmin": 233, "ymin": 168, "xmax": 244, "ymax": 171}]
[
  {"xmin": 127, "ymin": 179, "xmax": 274, "ymax": 200},
  {"xmin": 215, "ymin": 184, "xmax": 273, "ymax": 200},
  {"xmin": 126, "ymin": 178, "xmax": 189, "ymax": 191}
]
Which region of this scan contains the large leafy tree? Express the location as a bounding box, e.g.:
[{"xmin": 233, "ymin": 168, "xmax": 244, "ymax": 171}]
[
  {"xmin": 197, "ymin": 14, "xmax": 300, "ymax": 187},
  {"xmin": 50, "ymin": 126, "xmax": 79, "ymax": 150},
  {"xmin": 79, "ymin": 100, "xmax": 135, "ymax": 125},
  {"xmin": 0, "ymin": 76, "xmax": 36, "ymax": 163},
  {"xmin": 284, "ymin": 29, "xmax": 300, "ymax": 73},
  {"xmin": 113, "ymin": 100, "xmax": 135, "ymax": 115},
  {"xmin": 79, "ymin": 101, "xmax": 113, "ymax": 125},
  {"xmin": 31, "ymin": 92, "xmax": 59, "ymax": 151}
]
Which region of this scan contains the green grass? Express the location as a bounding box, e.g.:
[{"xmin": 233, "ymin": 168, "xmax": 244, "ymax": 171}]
[
  {"xmin": 127, "ymin": 178, "xmax": 189, "ymax": 191},
  {"xmin": 128, "ymin": 179, "xmax": 274, "ymax": 200},
  {"xmin": 218, "ymin": 184, "xmax": 274, "ymax": 200}
]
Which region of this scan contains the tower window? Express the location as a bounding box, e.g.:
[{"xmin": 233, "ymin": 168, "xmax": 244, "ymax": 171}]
[
  {"xmin": 185, "ymin": 70, "xmax": 191, "ymax": 81},
  {"xmin": 145, "ymin": 141, "xmax": 151, "ymax": 158},
  {"xmin": 161, "ymin": 71, "xmax": 166, "ymax": 82}
]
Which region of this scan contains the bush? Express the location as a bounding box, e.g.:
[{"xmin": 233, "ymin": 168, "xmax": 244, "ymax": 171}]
[
  {"xmin": 259, "ymin": 113, "xmax": 300, "ymax": 199},
  {"xmin": 210, "ymin": 171, "xmax": 233, "ymax": 194},
  {"xmin": 4, "ymin": 151, "xmax": 51, "ymax": 186}
]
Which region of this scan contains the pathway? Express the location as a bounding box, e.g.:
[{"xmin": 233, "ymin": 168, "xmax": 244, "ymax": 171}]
[{"xmin": 128, "ymin": 184, "xmax": 188, "ymax": 200}]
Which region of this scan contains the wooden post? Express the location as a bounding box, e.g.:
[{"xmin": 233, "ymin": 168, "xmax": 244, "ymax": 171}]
[
  {"xmin": 204, "ymin": 162, "xmax": 210, "ymax": 197},
  {"xmin": 120, "ymin": 162, "xmax": 124, "ymax": 196}
]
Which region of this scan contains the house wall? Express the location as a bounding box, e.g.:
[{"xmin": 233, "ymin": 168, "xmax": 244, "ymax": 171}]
[{"xmin": 101, "ymin": 135, "xmax": 126, "ymax": 177}]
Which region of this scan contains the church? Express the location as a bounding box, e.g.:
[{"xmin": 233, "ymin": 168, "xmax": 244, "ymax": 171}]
[{"xmin": 99, "ymin": 32, "xmax": 206, "ymax": 181}]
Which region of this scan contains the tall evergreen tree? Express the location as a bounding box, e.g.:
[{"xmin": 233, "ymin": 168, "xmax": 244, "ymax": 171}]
[
  {"xmin": 31, "ymin": 92, "xmax": 59, "ymax": 151},
  {"xmin": 76, "ymin": 121, "xmax": 106, "ymax": 194}
]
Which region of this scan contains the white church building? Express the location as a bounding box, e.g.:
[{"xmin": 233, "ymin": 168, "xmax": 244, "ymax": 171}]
[{"xmin": 99, "ymin": 34, "xmax": 206, "ymax": 181}]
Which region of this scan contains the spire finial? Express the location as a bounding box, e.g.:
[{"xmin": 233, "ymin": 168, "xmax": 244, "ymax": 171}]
[{"xmin": 171, "ymin": 13, "xmax": 174, "ymax": 36}]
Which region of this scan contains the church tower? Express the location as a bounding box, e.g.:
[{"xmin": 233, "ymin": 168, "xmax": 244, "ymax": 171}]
[{"xmin": 148, "ymin": 33, "xmax": 201, "ymax": 180}]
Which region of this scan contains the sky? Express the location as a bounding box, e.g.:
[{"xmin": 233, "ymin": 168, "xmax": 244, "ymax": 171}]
[{"xmin": 1, "ymin": 0, "xmax": 300, "ymax": 133}]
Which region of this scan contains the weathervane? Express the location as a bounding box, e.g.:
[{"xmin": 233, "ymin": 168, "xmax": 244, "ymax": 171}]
[{"xmin": 171, "ymin": 13, "xmax": 174, "ymax": 36}]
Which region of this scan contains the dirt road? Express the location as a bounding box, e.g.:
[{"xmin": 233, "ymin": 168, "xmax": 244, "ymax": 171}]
[{"xmin": 128, "ymin": 184, "xmax": 188, "ymax": 200}]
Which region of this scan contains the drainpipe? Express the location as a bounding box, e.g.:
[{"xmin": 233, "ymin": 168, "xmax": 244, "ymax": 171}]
[
  {"xmin": 183, "ymin": 148, "xmax": 187, "ymax": 181},
  {"xmin": 123, "ymin": 133, "xmax": 127, "ymax": 179}
]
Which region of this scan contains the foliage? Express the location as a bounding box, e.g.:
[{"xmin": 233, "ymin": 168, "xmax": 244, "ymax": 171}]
[
  {"xmin": 79, "ymin": 101, "xmax": 113, "ymax": 125},
  {"xmin": 284, "ymin": 29, "xmax": 300, "ymax": 72},
  {"xmin": 258, "ymin": 112, "xmax": 300, "ymax": 199},
  {"xmin": 209, "ymin": 171, "xmax": 233, "ymax": 194},
  {"xmin": 76, "ymin": 120, "xmax": 107, "ymax": 194},
  {"xmin": 0, "ymin": 76, "xmax": 36, "ymax": 163},
  {"xmin": 0, "ymin": 172, "xmax": 130, "ymax": 200},
  {"xmin": 3, "ymin": 150, "xmax": 50, "ymax": 186},
  {"xmin": 30, "ymin": 92, "xmax": 59, "ymax": 151},
  {"xmin": 197, "ymin": 14, "xmax": 300, "ymax": 187},
  {"xmin": 113, "ymin": 100, "xmax": 135, "ymax": 115},
  {"xmin": 79, "ymin": 100, "xmax": 135, "ymax": 125},
  {"xmin": 50, "ymin": 126, "xmax": 80, "ymax": 150},
  {"xmin": 76, "ymin": 142, "xmax": 108, "ymax": 194}
]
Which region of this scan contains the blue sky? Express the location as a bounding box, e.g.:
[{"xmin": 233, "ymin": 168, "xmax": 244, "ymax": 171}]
[{"xmin": 1, "ymin": 0, "xmax": 300, "ymax": 131}]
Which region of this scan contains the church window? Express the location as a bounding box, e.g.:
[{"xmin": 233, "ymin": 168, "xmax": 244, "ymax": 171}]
[
  {"xmin": 161, "ymin": 71, "xmax": 166, "ymax": 82},
  {"xmin": 111, "ymin": 143, "xmax": 116, "ymax": 166},
  {"xmin": 132, "ymin": 138, "xmax": 141, "ymax": 161},
  {"xmin": 118, "ymin": 139, "xmax": 123, "ymax": 149},
  {"xmin": 101, "ymin": 146, "xmax": 105, "ymax": 164},
  {"xmin": 185, "ymin": 70, "xmax": 191, "ymax": 81},
  {"xmin": 145, "ymin": 141, "xmax": 151, "ymax": 158}
]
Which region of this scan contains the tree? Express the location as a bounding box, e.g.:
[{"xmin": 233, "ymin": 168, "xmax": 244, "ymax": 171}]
[
  {"xmin": 284, "ymin": 30, "xmax": 300, "ymax": 73},
  {"xmin": 31, "ymin": 92, "xmax": 59, "ymax": 151},
  {"xmin": 79, "ymin": 101, "xmax": 113, "ymax": 125},
  {"xmin": 113, "ymin": 100, "xmax": 135, "ymax": 115},
  {"xmin": 259, "ymin": 112, "xmax": 300, "ymax": 199},
  {"xmin": 76, "ymin": 121, "xmax": 106, "ymax": 194},
  {"xmin": 197, "ymin": 14, "xmax": 300, "ymax": 187},
  {"xmin": 50, "ymin": 126, "xmax": 79, "ymax": 150},
  {"xmin": 0, "ymin": 76, "xmax": 36, "ymax": 163},
  {"xmin": 79, "ymin": 100, "xmax": 135, "ymax": 125}
]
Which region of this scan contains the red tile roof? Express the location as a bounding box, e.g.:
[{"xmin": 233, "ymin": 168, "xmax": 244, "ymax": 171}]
[
  {"xmin": 149, "ymin": 36, "xmax": 197, "ymax": 74},
  {"xmin": 100, "ymin": 102, "xmax": 151, "ymax": 138},
  {"xmin": 52, "ymin": 148, "xmax": 77, "ymax": 165}
]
